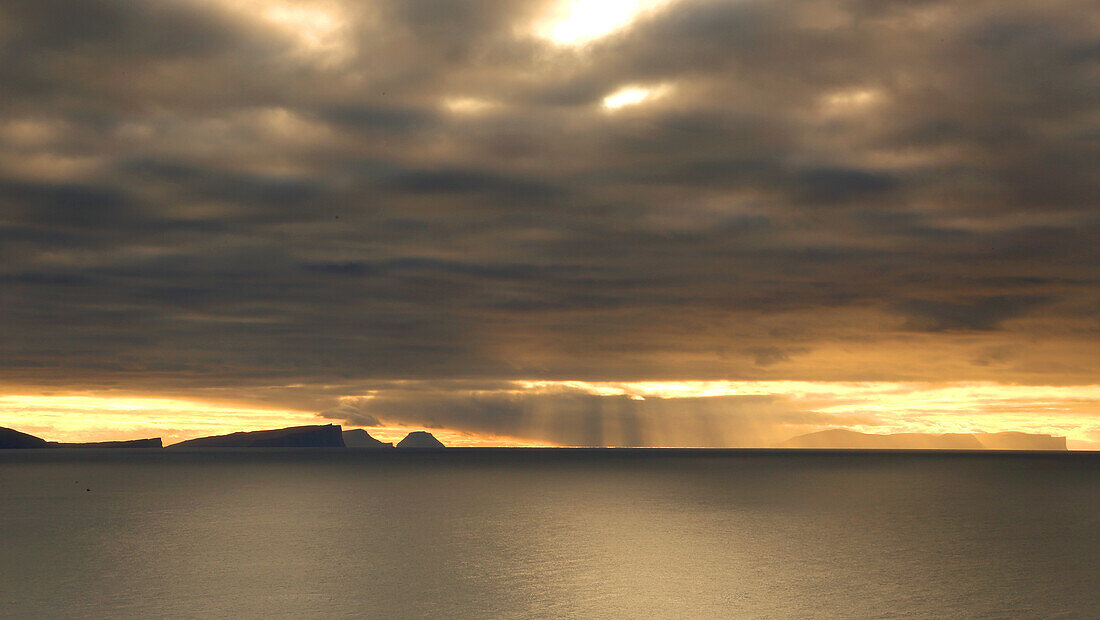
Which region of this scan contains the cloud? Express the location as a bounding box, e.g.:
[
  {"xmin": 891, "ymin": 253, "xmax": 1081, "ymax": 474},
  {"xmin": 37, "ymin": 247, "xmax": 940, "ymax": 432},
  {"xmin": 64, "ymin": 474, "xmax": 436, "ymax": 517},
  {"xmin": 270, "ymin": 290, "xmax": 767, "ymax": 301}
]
[
  {"xmin": 319, "ymin": 397, "xmax": 382, "ymax": 427},
  {"xmin": 0, "ymin": 0, "xmax": 1097, "ymax": 444},
  {"xmin": 894, "ymin": 295, "xmax": 1050, "ymax": 332},
  {"xmin": 318, "ymin": 382, "xmax": 851, "ymax": 447},
  {"xmin": 746, "ymin": 347, "xmax": 810, "ymax": 367},
  {"xmin": 316, "ymin": 380, "xmax": 1100, "ymax": 448}
]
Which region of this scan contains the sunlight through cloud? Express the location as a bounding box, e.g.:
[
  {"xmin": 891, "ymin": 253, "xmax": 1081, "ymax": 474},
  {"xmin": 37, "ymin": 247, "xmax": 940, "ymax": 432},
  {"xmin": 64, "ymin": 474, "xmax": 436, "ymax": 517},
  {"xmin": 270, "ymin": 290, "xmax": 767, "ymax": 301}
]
[
  {"xmin": 443, "ymin": 97, "xmax": 498, "ymax": 115},
  {"xmin": 535, "ymin": 0, "xmax": 675, "ymax": 46},
  {"xmin": 602, "ymin": 84, "xmax": 670, "ymax": 110},
  {"xmin": 820, "ymin": 87, "xmax": 885, "ymax": 115},
  {"xmin": 221, "ymin": 0, "xmax": 352, "ymax": 65},
  {"xmin": 511, "ymin": 380, "xmax": 1100, "ymax": 447}
]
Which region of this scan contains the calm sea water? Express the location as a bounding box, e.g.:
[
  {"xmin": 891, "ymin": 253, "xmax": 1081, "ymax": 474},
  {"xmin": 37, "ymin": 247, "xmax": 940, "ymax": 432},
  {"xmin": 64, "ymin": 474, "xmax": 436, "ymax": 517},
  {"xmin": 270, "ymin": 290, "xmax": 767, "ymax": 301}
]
[{"xmin": 1, "ymin": 449, "xmax": 1096, "ymax": 618}]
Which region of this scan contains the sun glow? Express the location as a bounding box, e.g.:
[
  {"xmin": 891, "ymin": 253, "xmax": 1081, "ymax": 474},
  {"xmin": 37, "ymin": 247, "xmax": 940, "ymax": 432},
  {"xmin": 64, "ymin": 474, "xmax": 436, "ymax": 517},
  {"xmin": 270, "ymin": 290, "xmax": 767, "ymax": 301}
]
[
  {"xmin": 535, "ymin": 0, "xmax": 675, "ymax": 46},
  {"xmin": 443, "ymin": 97, "xmax": 498, "ymax": 115},
  {"xmin": 263, "ymin": 4, "xmax": 341, "ymax": 46},
  {"xmin": 219, "ymin": 0, "xmax": 352, "ymax": 65},
  {"xmin": 4, "ymin": 380, "xmax": 1098, "ymax": 449},
  {"xmin": 0, "ymin": 394, "xmax": 321, "ymax": 445},
  {"xmin": 602, "ymin": 84, "xmax": 670, "ymax": 110},
  {"xmin": 820, "ymin": 87, "xmax": 884, "ymax": 115},
  {"xmin": 0, "ymin": 393, "xmax": 554, "ymax": 447},
  {"xmin": 512, "ymin": 380, "xmax": 1100, "ymax": 448},
  {"xmin": 350, "ymin": 425, "xmax": 555, "ymax": 448}
]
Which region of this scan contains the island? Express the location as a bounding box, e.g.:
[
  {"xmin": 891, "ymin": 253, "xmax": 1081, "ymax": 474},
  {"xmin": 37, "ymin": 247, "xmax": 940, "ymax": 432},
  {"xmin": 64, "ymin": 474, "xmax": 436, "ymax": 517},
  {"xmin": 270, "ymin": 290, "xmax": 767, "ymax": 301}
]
[
  {"xmin": 169, "ymin": 424, "xmax": 346, "ymax": 448},
  {"xmin": 0, "ymin": 427, "xmax": 163, "ymax": 449},
  {"xmin": 396, "ymin": 431, "xmax": 446, "ymax": 448},
  {"xmin": 343, "ymin": 428, "xmax": 394, "ymax": 448},
  {"xmin": 1, "ymin": 424, "xmax": 1064, "ymax": 451},
  {"xmin": 0, "ymin": 427, "xmax": 50, "ymax": 449},
  {"xmin": 783, "ymin": 429, "xmax": 1067, "ymax": 450},
  {"xmin": 54, "ymin": 439, "xmax": 164, "ymax": 449}
]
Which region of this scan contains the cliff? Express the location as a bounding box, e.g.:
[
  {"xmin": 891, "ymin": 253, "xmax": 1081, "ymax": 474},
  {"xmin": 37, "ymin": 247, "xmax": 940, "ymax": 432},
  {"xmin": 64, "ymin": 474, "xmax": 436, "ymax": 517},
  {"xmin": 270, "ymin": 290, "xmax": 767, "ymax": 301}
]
[
  {"xmin": 783, "ymin": 428, "xmax": 1067, "ymax": 450},
  {"xmin": 396, "ymin": 431, "xmax": 446, "ymax": 448},
  {"xmin": 973, "ymin": 432, "xmax": 1067, "ymax": 450},
  {"xmin": 0, "ymin": 427, "xmax": 50, "ymax": 449},
  {"xmin": 170, "ymin": 424, "xmax": 346, "ymax": 448},
  {"xmin": 342, "ymin": 429, "xmax": 394, "ymax": 448}
]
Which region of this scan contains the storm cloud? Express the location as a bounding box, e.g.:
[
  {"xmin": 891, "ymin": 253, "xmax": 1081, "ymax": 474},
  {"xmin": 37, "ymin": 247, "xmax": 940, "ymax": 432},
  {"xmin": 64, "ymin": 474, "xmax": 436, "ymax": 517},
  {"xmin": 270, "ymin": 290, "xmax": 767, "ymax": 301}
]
[{"xmin": 0, "ymin": 0, "xmax": 1097, "ymax": 442}]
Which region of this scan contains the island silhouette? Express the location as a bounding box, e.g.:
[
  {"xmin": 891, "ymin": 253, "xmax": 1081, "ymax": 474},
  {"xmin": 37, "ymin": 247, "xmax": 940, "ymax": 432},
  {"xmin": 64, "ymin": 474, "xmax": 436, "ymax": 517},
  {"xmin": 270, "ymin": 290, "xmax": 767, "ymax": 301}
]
[
  {"xmin": 342, "ymin": 428, "xmax": 394, "ymax": 448},
  {"xmin": 0, "ymin": 425, "xmax": 1070, "ymax": 450},
  {"xmin": 783, "ymin": 429, "xmax": 1066, "ymax": 450},
  {"xmin": 169, "ymin": 424, "xmax": 347, "ymax": 448},
  {"xmin": 0, "ymin": 424, "xmax": 447, "ymax": 449},
  {"xmin": 168, "ymin": 425, "xmax": 445, "ymax": 449},
  {"xmin": 0, "ymin": 427, "xmax": 162, "ymax": 449},
  {"xmin": 396, "ymin": 430, "xmax": 446, "ymax": 449}
]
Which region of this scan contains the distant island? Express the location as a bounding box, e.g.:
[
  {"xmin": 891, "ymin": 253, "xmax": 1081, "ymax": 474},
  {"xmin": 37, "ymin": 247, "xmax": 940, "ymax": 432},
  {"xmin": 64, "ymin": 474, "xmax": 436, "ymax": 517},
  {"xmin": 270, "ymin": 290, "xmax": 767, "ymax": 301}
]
[
  {"xmin": 0, "ymin": 425, "xmax": 445, "ymax": 450},
  {"xmin": 0, "ymin": 427, "xmax": 50, "ymax": 449},
  {"xmin": 169, "ymin": 424, "xmax": 347, "ymax": 448},
  {"xmin": 783, "ymin": 429, "xmax": 1066, "ymax": 450},
  {"xmin": 55, "ymin": 439, "xmax": 164, "ymax": 449},
  {"xmin": 0, "ymin": 424, "xmax": 1070, "ymax": 451},
  {"xmin": 396, "ymin": 431, "xmax": 446, "ymax": 449},
  {"xmin": 343, "ymin": 428, "xmax": 394, "ymax": 448},
  {"xmin": 0, "ymin": 426, "xmax": 162, "ymax": 449},
  {"xmin": 169, "ymin": 425, "xmax": 445, "ymax": 449}
]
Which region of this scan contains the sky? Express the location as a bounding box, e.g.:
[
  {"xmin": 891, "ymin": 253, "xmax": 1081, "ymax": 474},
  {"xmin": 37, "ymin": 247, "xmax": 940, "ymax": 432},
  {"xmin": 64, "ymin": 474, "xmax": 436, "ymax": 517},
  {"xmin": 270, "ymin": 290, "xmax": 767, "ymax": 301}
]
[{"xmin": 0, "ymin": 0, "xmax": 1097, "ymax": 447}]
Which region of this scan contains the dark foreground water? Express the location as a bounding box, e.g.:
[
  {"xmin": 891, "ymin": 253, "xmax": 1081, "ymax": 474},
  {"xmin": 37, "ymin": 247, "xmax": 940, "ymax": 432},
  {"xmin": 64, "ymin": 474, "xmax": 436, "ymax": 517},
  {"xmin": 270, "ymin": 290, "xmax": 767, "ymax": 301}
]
[{"xmin": 1, "ymin": 449, "xmax": 1097, "ymax": 619}]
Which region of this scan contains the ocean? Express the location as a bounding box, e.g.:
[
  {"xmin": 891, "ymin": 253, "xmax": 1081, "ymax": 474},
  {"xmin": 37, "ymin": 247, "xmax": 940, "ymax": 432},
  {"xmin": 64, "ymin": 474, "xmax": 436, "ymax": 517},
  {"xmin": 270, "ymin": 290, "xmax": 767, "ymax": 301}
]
[{"xmin": 1, "ymin": 449, "xmax": 1096, "ymax": 618}]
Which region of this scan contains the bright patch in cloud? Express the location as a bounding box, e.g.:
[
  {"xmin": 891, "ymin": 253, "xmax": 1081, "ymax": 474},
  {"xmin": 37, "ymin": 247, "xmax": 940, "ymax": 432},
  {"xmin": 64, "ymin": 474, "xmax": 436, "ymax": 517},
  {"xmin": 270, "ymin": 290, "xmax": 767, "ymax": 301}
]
[
  {"xmin": 602, "ymin": 84, "xmax": 670, "ymax": 110},
  {"xmin": 443, "ymin": 97, "xmax": 497, "ymax": 115},
  {"xmin": 536, "ymin": 0, "xmax": 675, "ymax": 46},
  {"xmin": 264, "ymin": 4, "xmax": 340, "ymax": 45},
  {"xmin": 821, "ymin": 88, "xmax": 884, "ymax": 114},
  {"xmin": 223, "ymin": 0, "xmax": 352, "ymax": 64}
]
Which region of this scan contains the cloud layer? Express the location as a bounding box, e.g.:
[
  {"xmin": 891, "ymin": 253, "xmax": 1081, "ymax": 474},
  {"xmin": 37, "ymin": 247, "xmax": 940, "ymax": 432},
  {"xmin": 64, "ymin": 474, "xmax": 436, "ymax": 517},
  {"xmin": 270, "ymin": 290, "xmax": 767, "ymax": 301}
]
[{"xmin": 1, "ymin": 0, "xmax": 1097, "ymax": 443}]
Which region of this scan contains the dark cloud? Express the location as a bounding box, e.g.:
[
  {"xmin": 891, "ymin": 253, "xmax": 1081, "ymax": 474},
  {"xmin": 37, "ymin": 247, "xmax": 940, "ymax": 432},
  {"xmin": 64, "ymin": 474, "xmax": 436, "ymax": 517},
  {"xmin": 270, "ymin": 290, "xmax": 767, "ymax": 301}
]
[
  {"xmin": 320, "ymin": 105, "xmax": 438, "ymax": 133},
  {"xmin": 894, "ymin": 296, "xmax": 1051, "ymax": 332},
  {"xmin": 320, "ymin": 397, "xmax": 382, "ymax": 427},
  {"xmin": 380, "ymin": 168, "xmax": 562, "ymax": 199},
  {"xmin": 0, "ymin": 0, "xmax": 1097, "ymax": 438}
]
